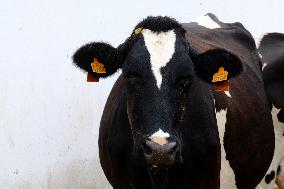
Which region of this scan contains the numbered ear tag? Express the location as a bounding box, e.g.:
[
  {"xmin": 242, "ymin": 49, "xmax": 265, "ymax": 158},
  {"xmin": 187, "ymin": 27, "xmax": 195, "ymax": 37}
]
[
  {"xmin": 91, "ymin": 58, "xmax": 106, "ymax": 73},
  {"xmin": 212, "ymin": 67, "xmax": 228, "ymax": 82}
]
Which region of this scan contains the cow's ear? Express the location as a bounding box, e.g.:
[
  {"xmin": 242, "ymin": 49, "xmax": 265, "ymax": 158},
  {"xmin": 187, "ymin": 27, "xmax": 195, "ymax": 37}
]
[
  {"xmin": 72, "ymin": 42, "xmax": 123, "ymax": 79},
  {"xmin": 192, "ymin": 49, "xmax": 243, "ymax": 83}
]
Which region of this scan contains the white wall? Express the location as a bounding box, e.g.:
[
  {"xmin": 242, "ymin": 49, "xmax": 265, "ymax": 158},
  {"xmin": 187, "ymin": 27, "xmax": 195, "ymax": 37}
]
[{"xmin": 0, "ymin": 0, "xmax": 283, "ymax": 188}]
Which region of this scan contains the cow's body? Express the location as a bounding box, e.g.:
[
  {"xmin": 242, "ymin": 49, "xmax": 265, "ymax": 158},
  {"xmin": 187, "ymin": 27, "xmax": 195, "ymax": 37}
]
[
  {"xmin": 257, "ymin": 33, "xmax": 284, "ymax": 189},
  {"xmin": 98, "ymin": 14, "xmax": 274, "ymax": 189},
  {"xmin": 73, "ymin": 14, "xmax": 275, "ymax": 189},
  {"xmin": 99, "ymin": 64, "xmax": 221, "ymax": 189},
  {"xmin": 182, "ymin": 14, "xmax": 275, "ymax": 189}
]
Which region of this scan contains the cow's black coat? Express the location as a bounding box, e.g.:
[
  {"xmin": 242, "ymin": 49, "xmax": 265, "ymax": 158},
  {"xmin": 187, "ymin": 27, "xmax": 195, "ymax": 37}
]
[
  {"xmin": 258, "ymin": 33, "xmax": 284, "ymax": 189},
  {"xmin": 258, "ymin": 33, "xmax": 284, "ymax": 123},
  {"xmin": 72, "ymin": 14, "xmax": 274, "ymax": 189},
  {"xmin": 184, "ymin": 14, "xmax": 274, "ymax": 188}
]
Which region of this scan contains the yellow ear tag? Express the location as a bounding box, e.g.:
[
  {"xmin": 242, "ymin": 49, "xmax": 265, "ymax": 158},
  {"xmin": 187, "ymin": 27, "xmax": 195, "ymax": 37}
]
[
  {"xmin": 212, "ymin": 67, "xmax": 228, "ymax": 83},
  {"xmin": 91, "ymin": 58, "xmax": 106, "ymax": 73},
  {"xmin": 134, "ymin": 27, "xmax": 143, "ymax": 35}
]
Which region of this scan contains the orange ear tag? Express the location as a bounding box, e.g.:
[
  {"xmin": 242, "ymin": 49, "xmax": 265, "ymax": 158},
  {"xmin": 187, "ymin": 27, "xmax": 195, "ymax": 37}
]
[
  {"xmin": 86, "ymin": 58, "xmax": 106, "ymax": 82},
  {"xmin": 91, "ymin": 58, "xmax": 106, "ymax": 73},
  {"xmin": 212, "ymin": 67, "xmax": 228, "ymax": 83}
]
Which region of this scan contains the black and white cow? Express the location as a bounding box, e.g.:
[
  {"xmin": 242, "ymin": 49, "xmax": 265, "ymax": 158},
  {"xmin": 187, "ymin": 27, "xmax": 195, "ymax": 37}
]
[
  {"xmin": 257, "ymin": 33, "xmax": 284, "ymax": 189},
  {"xmin": 72, "ymin": 14, "xmax": 274, "ymax": 189}
]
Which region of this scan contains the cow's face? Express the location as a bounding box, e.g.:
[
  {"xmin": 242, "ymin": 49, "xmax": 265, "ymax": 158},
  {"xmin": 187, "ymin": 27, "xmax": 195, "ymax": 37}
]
[
  {"xmin": 122, "ymin": 29, "xmax": 193, "ymax": 166},
  {"xmin": 72, "ymin": 16, "xmax": 242, "ymax": 168}
]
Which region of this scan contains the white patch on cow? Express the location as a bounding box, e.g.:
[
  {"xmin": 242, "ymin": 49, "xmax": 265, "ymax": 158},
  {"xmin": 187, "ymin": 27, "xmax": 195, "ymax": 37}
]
[
  {"xmin": 216, "ymin": 108, "xmax": 237, "ymax": 189},
  {"xmin": 194, "ymin": 15, "xmax": 221, "ymax": 29},
  {"xmin": 149, "ymin": 128, "xmax": 170, "ymax": 145},
  {"xmin": 262, "ymin": 62, "xmax": 268, "ymax": 71},
  {"xmin": 258, "ymin": 51, "xmax": 263, "ymax": 59},
  {"xmin": 257, "ymin": 106, "xmax": 284, "ymax": 189},
  {"xmin": 255, "ymin": 37, "xmax": 262, "ymax": 49},
  {"xmin": 150, "ymin": 128, "xmax": 170, "ymax": 139},
  {"xmin": 213, "ymin": 98, "xmax": 216, "ymax": 113},
  {"xmin": 254, "ymin": 33, "xmax": 268, "ymax": 48},
  {"xmin": 142, "ymin": 29, "xmax": 176, "ymax": 89},
  {"xmin": 225, "ymin": 91, "xmax": 232, "ymax": 98}
]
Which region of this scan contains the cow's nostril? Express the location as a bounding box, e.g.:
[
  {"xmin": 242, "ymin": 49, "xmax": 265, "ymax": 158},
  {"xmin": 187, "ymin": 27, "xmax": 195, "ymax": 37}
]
[
  {"xmin": 142, "ymin": 142, "xmax": 153, "ymax": 155},
  {"xmin": 168, "ymin": 142, "xmax": 177, "ymax": 155},
  {"xmin": 142, "ymin": 140, "xmax": 181, "ymax": 166}
]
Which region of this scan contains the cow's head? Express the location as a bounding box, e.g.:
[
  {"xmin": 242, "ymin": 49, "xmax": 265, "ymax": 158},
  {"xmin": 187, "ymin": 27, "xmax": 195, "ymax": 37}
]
[{"xmin": 73, "ymin": 16, "xmax": 242, "ymax": 168}]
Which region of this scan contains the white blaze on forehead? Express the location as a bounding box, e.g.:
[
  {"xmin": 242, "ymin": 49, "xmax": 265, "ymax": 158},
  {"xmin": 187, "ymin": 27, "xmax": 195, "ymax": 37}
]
[
  {"xmin": 216, "ymin": 108, "xmax": 237, "ymax": 189},
  {"xmin": 194, "ymin": 15, "xmax": 221, "ymax": 29},
  {"xmin": 142, "ymin": 29, "xmax": 176, "ymax": 89},
  {"xmin": 150, "ymin": 128, "xmax": 170, "ymax": 138},
  {"xmin": 149, "ymin": 128, "xmax": 170, "ymax": 145}
]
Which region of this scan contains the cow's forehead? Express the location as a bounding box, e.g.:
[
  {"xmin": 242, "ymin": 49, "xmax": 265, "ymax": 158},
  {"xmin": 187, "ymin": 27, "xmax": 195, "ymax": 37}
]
[{"xmin": 141, "ymin": 29, "xmax": 176, "ymax": 89}]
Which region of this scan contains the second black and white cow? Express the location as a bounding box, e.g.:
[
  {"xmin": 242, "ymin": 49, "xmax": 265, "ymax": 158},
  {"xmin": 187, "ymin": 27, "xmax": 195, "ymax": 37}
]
[
  {"xmin": 257, "ymin": 33, "xmax": 284, "ymax": 189},
  {"xmin": 72, "ymin": 14, "xmax": 274, "ymax": 189}
]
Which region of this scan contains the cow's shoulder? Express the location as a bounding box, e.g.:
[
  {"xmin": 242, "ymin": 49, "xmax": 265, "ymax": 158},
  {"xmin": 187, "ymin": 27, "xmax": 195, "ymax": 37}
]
[{"xmin": 182, "ymin": 13, "xmax": 256, "ymax": 56}]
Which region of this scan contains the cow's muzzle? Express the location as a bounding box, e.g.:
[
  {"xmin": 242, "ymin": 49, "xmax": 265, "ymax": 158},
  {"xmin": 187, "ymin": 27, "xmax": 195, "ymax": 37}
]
[{"xmin": 141, "ymin": 139, "xmax": 181, "ymax": 167}]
